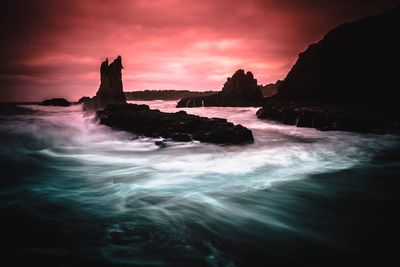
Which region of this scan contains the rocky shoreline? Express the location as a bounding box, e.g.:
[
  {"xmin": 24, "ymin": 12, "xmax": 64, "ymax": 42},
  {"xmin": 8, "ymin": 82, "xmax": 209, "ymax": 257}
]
[
  {"xmin": 96, "ymin": 104, "xmax": 254, "ymax": 145},
  {"xmin": 256, "ymin": 101, "xmax": 400, "ymax": 134},
  {"xmin": 257, "ymin": 6, "xmax": 399, "ymax": 135}
]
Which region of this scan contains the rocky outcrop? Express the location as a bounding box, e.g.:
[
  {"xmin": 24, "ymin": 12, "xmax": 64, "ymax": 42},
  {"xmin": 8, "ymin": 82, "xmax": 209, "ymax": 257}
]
[
  {"xmin": 257, "ymin": 6, "xmax": 400, "ymax": 133},
  {"xmin": 40, "ymin": 98, "xmax": 71, "ymax": 106},
  {"xmin": 125, "ymin": 90, "xmax": 216, "ymax": 101},
  {"xmin": 77, "ymin": 96, "xmax": 91, "ymax": 104},
  {"xmin": 96, "ymin": 104, "xmax": 254, "ymax": 145},
  {"xmin": 260, "ymin": 80, "xmax": 282, "ymax": 98},
  {"xmin": 96, "ymin": 56, "xmax": 126, "ymax": 103},
  {"xmin": 257, "ymin": 101, "xmax": 400, "ymax": 134},
  {"xmin": 176, "ymin": 69, "xmax": 263, "ymax": 107},
  {"xmin": 83, "ymin": 56, "xmax": 126, "ymax": 110}
]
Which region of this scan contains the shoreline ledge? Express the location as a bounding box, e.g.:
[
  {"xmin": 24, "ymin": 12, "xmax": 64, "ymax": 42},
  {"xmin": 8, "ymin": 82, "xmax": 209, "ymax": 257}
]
[
  {"xmin": 96, "ymin": 104, "xmax": 254, "ymax": 145},
  {"xmin": 256, "ymin": 101, "xmax": 400, "ymax": 134}
]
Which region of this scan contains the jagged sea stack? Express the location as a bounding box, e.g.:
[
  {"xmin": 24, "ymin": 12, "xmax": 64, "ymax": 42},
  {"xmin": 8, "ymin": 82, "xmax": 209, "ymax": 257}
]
[
  {"xmin": 83, "ymin": 56, "xmax": 126, "ymax": 110},
  {"xmin": 177, "ymin": 69, "xmax": 263, "ymax": 107},
  {"xmin": 96, "ymin": 56, "xmax": 126, "ymax": 104}
]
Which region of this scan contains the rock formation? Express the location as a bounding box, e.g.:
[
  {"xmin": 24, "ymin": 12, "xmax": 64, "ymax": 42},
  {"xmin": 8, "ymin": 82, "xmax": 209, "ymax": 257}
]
[
  {"xmin": 83, "ymin": 56, "xmax": 126, "ymax": 110},
  {"xmin": 125, "ymin": 90, "xmax": 216, "ymax": 101},
  {"xmin": 77, "ymin": 96, "xmax": 91, "ymax": 104},
  {"xmin": 275, "ymin": 5, "xmax": 398, "ymax": 109},
  {"xmin": 80, "ymin": 57, "xmax": 254, "ymax": 144},
  {"xmin": 96, "ymin": 56, "xmax": 126, "ymax": 103},
  {"xmin": 260, "ymin": 80, "xmax": 282, "ymax": 98},
  {"xmin": 257, "ymin": 101, "xmax": 400, "ymax": 134},
  {"xmin": 176, "ymin": 69, "xmax": 263, "ymax": 107},
  {"xmin": 96, "ymin": 104, "xmax": 254, "ymax": 144},
  {"xmin": 40, "ymin": 98, "xmax": 71, "ymax": 107},
  {"xmin": 257, "ymin": 5, "xmax": 400, "ymax": 134}
]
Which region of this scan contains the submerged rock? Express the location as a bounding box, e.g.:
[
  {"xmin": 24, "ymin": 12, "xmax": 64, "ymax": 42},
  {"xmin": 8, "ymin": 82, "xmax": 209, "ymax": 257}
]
[
  {"xmin": 40, "ymin": 98, "xmax": 71, "ymax": 107},
  {"xmin": 83, "ymin": 56, "xmax": 126, "ymax": 110},
  {"xmin": 176, "ymin": 69, "xmax": 263, "ymax": 108},
  {"xmin": 96, "ymin": 104, "xmax": 254, "ymax": 145}
]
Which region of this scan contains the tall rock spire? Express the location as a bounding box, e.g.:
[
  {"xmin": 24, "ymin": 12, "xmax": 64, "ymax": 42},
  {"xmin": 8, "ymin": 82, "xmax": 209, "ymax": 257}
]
[
  {"xmin": 83, "ymin": 55, "xmax": 126, "ymax": 110},
  {"xmin": 95, "ymin": 56, "xmax": 126, "ymax": 104}
]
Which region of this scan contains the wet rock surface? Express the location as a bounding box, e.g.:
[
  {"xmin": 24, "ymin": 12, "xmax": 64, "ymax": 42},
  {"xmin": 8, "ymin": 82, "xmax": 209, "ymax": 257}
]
[
  {"xmin": 96, "ymin": 104, "xmax": 254, "ymax": 144},
  {"xmin": 257, "ymin": 101, "xmax": 400, "ymax": 134}
]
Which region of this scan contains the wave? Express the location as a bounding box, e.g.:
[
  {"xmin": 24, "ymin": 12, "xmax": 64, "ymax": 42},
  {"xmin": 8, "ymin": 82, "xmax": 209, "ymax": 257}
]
[{"xmin": 1, "ymin": 101, "xmax": 399, "ymax": 265}]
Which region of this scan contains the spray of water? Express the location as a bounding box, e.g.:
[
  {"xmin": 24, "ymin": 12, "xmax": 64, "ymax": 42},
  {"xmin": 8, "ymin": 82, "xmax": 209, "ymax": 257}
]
[{"xmin": 0, "ymin": 101, "xmax": 397, "ymax": 265}]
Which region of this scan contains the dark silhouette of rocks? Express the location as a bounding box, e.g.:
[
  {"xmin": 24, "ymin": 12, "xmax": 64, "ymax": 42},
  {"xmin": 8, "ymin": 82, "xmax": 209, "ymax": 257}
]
[
  {"xmin": 96, "ymin": 104, "xmax": 254, "ymax": 144},
  {"xmin": 82, "ymin": 57, "xmax": 253, "ymax": 144},
  {"xmin": 77, "ymin": 96, "xmax": 91, "ymax": 104},
  {"xmin": 96, "ymin": 56, "xmax": 126, "ymax": 103},
  {"xmin": 0, "ymin": 104, "xmax": 36, "ymax": 115},
  {"xmin": 40, "ymin": 98, "xmax": 71, "ymax": 107},
  {"xmin": 257, "ymin": 6, "xmax": 400, "ymax": 134},
  {"xmin": 176, "ymin": 69, "xmax": 263, "ymax": 107},
  {"xmin": 125, "ymin": 90, "xmax": 216, "ymax": 101},
  {"xmin": 260, "ymin": 80, "xmax": 282, "ymax": 98},
  {"xmin": 83, "ymin": 56, "xmax": 126, "ymax": 110},
  {"xmin": 257, "ymin": 101, "xmax": 400, "ymax": 134}
]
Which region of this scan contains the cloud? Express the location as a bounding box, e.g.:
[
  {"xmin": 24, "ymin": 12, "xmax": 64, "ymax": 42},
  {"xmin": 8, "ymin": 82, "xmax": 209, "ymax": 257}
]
[{"xmin": 0, "ymin": 0, "xmax": 398, "ymax": 101}]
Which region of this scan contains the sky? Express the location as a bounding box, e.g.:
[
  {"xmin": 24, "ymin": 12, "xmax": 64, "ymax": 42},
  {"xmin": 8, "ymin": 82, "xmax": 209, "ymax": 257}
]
[{"xmin": 0, "ymin": 0, "xmax": 398, "ymax": 101}]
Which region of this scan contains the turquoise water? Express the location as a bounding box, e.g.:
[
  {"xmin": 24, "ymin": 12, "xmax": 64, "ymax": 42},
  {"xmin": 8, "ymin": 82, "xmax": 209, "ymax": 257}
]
[{"xmin": 1, "ymin": 101, "xmax": 399, "ymax": 266}]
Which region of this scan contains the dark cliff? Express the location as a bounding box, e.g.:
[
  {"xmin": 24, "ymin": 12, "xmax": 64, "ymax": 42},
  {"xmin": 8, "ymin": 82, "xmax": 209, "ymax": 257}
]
[
  {"xmin": 275, "ymin": 5, "xmax": 399, "ymax": 111},
  {"xmin": 257, "ymin": 6, "xmax": 400, "ymax": 134}
]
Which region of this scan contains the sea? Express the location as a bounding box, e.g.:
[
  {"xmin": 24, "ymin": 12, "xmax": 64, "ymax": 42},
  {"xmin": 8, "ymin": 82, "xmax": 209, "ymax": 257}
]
[{"xmin": 1, "ymin": 100, "xmax": 399, "ymax": 266}]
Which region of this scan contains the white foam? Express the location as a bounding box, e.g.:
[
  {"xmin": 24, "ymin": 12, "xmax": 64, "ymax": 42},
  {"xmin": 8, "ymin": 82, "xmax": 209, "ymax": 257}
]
[{"xmin": 7, "ymin": 101, "xmax": 395, "ymax": 213}]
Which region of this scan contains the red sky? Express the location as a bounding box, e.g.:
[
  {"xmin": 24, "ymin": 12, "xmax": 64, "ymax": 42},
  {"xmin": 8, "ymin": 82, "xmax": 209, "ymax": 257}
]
[{"xmin": 0, "ymin": 0, "xmax": 398, "ymax": 101}]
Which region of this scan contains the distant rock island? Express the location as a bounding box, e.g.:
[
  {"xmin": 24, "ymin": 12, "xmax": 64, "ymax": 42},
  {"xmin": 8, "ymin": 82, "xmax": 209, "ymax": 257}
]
[
  {"xmin": 40, "ymin": 98, "xmax": 71, "ymax": 107},
  {"xmin": 257, "ymin": 5, "xmax": 400, "ymax": 134},
  {"xmin": 125, "ymin": 90, "xmax": 216, "ymax": 101},
  {"xmin": 96, "ymin": 104, "xmax": 254, "ymax": 145},
  {"xmin": 176, "ymin": 69, "xmax": 264, "ymax": 107},
  {"xmin": 82, "ymin": 56, "xmax": 127, "ymax": 110}
]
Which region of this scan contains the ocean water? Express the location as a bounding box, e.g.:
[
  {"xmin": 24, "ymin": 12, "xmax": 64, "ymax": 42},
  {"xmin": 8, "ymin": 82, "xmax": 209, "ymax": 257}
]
[{"xmin": 1, "ymin": 101, "xmax": 399, "ymax": 266}]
